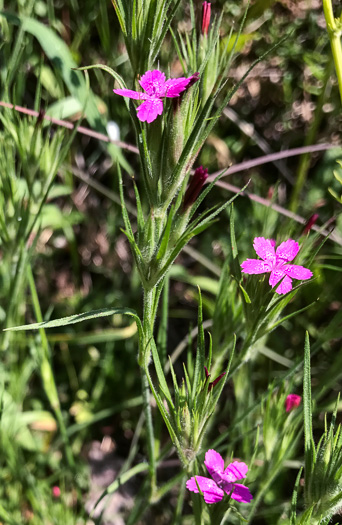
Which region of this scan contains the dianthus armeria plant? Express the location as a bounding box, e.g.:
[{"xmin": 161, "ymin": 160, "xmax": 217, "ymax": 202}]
[{"xmin": 5, "ymin": 1, "xmax": 336, "ymax": 524}]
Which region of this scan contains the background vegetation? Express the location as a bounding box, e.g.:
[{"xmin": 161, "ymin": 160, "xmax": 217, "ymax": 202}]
[{"xmin": 0, "ymin": 0, "xmax": 342, "ymax": 523}]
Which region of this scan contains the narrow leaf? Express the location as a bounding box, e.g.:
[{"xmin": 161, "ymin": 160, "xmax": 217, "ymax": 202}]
[
  {"xmin": 303, "ymin": 331, "xmax": 314, "ymax": 486},
  {"xmin": 192, "ymin": 288, "xmax": 205, "ymax": 401},
  {"xmin": 290, "ymin": 467, "xmax": 303, "ymax": 525},
  {"xmin": 5, "ymin": 307, "xmax": 143, "ymax": 335}
]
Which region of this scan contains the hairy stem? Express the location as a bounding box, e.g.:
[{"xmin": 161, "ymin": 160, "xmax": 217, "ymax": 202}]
[
  {"xmin": 141, "ymin": 287, "xmax": 157, "ymax": 496},
  {"xmin": 323, "ymin": 0, "xmax": 342, "ymax": 103}
]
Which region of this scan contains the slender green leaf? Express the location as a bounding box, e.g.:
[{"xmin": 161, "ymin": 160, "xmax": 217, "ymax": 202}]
[
  {"xmin": 5, "ymin": 307, "xmax": 143, "ymax": 335},
  {"xmin": 74, "ymin": 63, "xmax": 126, "ymax": 89},
  {"xmin": 303, "ymin": 331, "xmax": 314, "ymax": 486},
  {"xmin": 290, "ymin": 468, "xmax": 303, "ymax": 525},
  {"xmin": 156, "ymin": 206, "xmax": 175, "ymax": 262},
  {"xmin": 192, "ymin": 288, "xmax": 205, "ymax": 401},
  {"xmin": 150, "ymin": 338, "xmax": 174, "ymax": 407}
]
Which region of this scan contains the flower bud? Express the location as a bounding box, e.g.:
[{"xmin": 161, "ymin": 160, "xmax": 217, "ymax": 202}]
[
  {"xmin": 303, "ymin": 213, "xmax": 319, "ymax": 235},
  {"xmin": 187, "ymin": 72, "xmax": 200, "ymax": 88},
  {"xmin": 285, "ymin": 394, "xmax": 301, "ymax": 412},
  {"xmin": 181, "ymin": 404, "xmax": 192, "ymax": 445},
  {"xmin": 183, "ymin": 166, "xmax": 208, "ymax": 209},
  {"xmin": 52, "ymin": 486, "xmax": 61, "ymax": 498},
  {"xmin": 201, "ymin": 2, "xmax": 211, "ymax": 36},
  {"xmin": 203, "ymin": 366, "xmax": 226, "ymax": 392}
]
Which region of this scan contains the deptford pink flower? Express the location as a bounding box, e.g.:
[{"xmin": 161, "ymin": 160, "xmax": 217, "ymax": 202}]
[
  {"xmin": 202, "ymin": 2, "xmax": 211, "ymax": 35},
  {"xmin": 113, "ymin": 70, "xmax": 198, "ymax": 123},
  {"xmin": 285, "ymin": 394, "xmax": 302, "ymax": 412},
  {"xmin": 241, "ymin": 237, "xmax": 313, "ymax": 295},
  {"xmin": 183, "ymin": 166, "xmax": 208, "ymax": 209},
  {"xmin": 186, "ymin": 449, "xmax": 253, "ymax": 504},
  {"xmin": 52, "ymin": 486, "xmax": 61, "ymax": 498}
]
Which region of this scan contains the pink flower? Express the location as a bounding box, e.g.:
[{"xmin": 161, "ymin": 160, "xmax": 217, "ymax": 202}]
[
  {"xmin": 202, "ymin": 2, "xmax": 211, "ymax": 35},
  {"xmin": 52, "ymin": 486, "xmax": 61, "ymax": 498},
  {"xmin": 186, "ymin": 449, "xmax": 253, "ymax": 504},
  {"xmin": 285, "ymin": 394, "xmax": 302, "ymax": 412},
  {"xmin": 241, "ymin": 237, "xmax": 313, "ymax": 295},
  {"xmin": 113, "ymin": 70, "xmax": 198, "ymax": 123}
]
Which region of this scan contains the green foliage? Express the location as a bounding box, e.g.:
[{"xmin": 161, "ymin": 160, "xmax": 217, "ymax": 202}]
[
  {"xmin": 328, "ymin": 160, "xmax": 342, "ymax": 203},
  {"xmin": 0, "ymin": 0, "xmax": 342, "ymax": 523}
]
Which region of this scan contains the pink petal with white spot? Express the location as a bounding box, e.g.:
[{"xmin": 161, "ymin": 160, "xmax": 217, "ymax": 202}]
[
  {"xmin": 223, "ymin": 461, "xmax": 248, "ymax": 482},
  {"xmin": 186, "ymin": 476, "xmax": 224, "ymax": 504},
  {"xmin": 162, "ymin": 77, "xmax": 192, "ymax": 97},
  {"xmin": 276, "ymin": 275, "xmax": 293, "ymax": 294},
  {"xmin": 276, "ymin": 240, "xmax": 300, "ymax": 262},
  {"xmin": 204, "ymin": 449, "xmax": 224, "ymax": 483},
  {"xmin": 113, "ymin": 89, "xmax": 148, "ymax": 100},
  {"xmin": 241, "ymin": 259, "xmax": 271, "ymax": 274},
  {"xmin": 230, "ymin": 483, "xmax": 253, "ymax": 503},
  {"xmin": 269, "ymin": 269, "xmax": 286, "ymax": 287},
  {"xmin": 139, "ymin": 70, "xmax": 166, "ymax": 96},
  {"xmin": 137, "ymin": 98, "xmax": 163, "ymax": 123},
  {"xmin": 253, "ymin": 237, "xmax": 276, "ymax": 263},
  {"xmin": 283, "ymin": 265, "xmax": 313, "ymax": 281}
]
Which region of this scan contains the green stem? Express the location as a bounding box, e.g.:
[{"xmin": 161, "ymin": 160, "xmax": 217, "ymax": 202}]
[
  {"xmin": 27, "ymin": 265, "xmax": 75, "ymax": 469},
  {"xmin": 289, "ymin": 59, "xmax": 333, "ymax": 212},
  {"xmin": 323, "ymin": 0, "xmax": 342, "ymax": 103},
  {"xmin": 1, "ymin": 245, "xmax": 28, "ymax": 351},
  {"xmin": 141, "ymin": 287, "xmax": 157, "ymax": 496},
  {"xmin": 141, "ymin": 370, "xmax": 157, "ymax": 495}
]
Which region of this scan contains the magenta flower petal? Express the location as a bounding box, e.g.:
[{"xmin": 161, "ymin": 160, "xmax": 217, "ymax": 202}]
[
  {"xmin": 223, "ymin": 461, "xmax": 248, "ymax": 482},
  {"xmin": 253, "ymin": 237, "xmax": 276, "ymax": 262},
  {"xmin": 187, "ymin": 450, "xmax": 252, "ymax": 505},
  {"xmin": 204, "ymin": 449, "xmax": 224, "ymax": 482},
  {"xmin": 137, "ymin": 98, "xmax": 163, "ymax": 123},
  {"xmin": 269, "ymin": 269, "xmax": 286, "ymax": 287},
  {"xmin": 285, "ymin": 394, "xmax": 302, "ymax": 412},
  {"xmin": 113, "ymin": 88, "xmax": 148, "ymax": 100},
  {"xmin": 270, "ymin": 269, "xmax": 293, "ymax": 295},
  {"xmin": 241, "ymin": 237, "xmax": 312, "ymax": 295},
  {"xmin": 139, "ymin": 69, "xmax": 166, "ymax": 95},
  {"xmin": 186, "ymin": 476, "xmax": 224, "ymax": 504},
  {"xmin": 230, "ymin": 483, "xmax": 253, "ymax": 503},
  {"xmin": 162, "ymin": 77, "xmax": 192, "ymax": 97},
  {"xmin": 276, "ymin": 275, "xmax": 293, "ymax": 294},
  {"xmin": 283, "ymin": 265, "xmax": 313, "ymax": 280},
  {"xmin": 241, "ymin": 259, "xmax": 272, "ymax": 274},
  {"xmin": 276, "ymin": 239, "xmax": 300, "ymax": 262},
  {"xmin": 114, "ymin": 69, "xmax": 198, "ymax": 123}
]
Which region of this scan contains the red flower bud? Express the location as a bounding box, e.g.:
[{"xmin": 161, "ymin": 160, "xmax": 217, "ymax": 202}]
[
  {"xmin": 204, "ymin": 366, "xmax": 226, "ymax": 392},
  {"xmin": 187, "ymin": 72, "xmax": 200, "ymax": 87},
  {"xmin": 183, "ymin": 166, "xmax": 208, "ymax": 209},
  {"xmin": 202, "ymin": 2, "xmax": 211, "ymax": 35},
  {"xmin": 285, "ymin": 394, "xmax": 301, "ymax": 412},
  {"xmin": 303, "ymin": 213, "xmax": 319, "ymax": 235}
]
